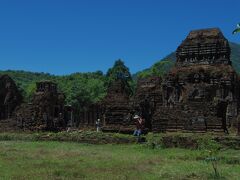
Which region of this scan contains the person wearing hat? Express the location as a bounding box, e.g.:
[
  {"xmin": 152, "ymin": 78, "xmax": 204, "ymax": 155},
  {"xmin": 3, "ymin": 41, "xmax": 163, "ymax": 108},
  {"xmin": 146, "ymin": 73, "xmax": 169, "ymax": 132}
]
[{"xmin": 133, "ymin": 115, "xmax": 144, "ymax": 136}]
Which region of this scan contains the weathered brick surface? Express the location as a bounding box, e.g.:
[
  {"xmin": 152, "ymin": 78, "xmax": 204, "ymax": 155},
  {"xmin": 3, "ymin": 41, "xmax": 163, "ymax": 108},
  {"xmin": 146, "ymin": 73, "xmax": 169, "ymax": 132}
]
[
  {"xmin": 0, "ymin": 75, "xmax": 22, "ymax": 120},
  {"xmin": 152, "ymin": 28, "xmax": 240, "ymax": 132},
  {"xmin": 14, "ymin": 81, "xmax": 66, "ymax": 131}
]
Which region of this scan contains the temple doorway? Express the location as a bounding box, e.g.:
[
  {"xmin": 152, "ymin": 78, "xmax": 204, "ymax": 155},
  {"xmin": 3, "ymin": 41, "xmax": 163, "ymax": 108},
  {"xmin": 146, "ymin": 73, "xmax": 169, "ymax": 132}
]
[
  {"xmin": 217, "ymin": 101, "xmax": 228, "ymax": 133},
  {"xmin": 139, "ymin": 99, "xmax": 153, "ymax": 131}
]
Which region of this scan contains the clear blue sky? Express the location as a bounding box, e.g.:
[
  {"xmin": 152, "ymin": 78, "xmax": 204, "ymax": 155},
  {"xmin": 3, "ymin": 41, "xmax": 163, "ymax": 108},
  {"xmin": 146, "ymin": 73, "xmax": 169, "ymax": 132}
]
[{"xmin": 0, "ymin": 0, "xmax": 239, "ymax": 75}]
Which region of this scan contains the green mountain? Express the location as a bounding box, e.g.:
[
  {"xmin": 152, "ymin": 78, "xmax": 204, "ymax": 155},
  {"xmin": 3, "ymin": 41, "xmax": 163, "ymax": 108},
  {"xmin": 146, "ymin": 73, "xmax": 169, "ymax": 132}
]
[{"xmin": 134, "ymin": 42, "xmax": 240, "ymax": 78}]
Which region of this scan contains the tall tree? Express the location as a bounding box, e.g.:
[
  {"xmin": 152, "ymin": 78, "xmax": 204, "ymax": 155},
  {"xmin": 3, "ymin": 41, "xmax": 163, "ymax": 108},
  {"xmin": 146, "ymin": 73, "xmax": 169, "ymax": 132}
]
[
  {"xmin": 106, "ymin": 59, "xmax": 132, "ymax": 82},
  {"xmin": 106, "ymin": 59, "xmax": 133, "ymax": 95}
]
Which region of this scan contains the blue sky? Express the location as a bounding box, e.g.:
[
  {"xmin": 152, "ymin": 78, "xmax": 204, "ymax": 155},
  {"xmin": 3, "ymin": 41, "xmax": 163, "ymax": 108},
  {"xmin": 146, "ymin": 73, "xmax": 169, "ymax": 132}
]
[{"xmin": 0, "ymin": 0, "xmax": 239, "ymax": 75}]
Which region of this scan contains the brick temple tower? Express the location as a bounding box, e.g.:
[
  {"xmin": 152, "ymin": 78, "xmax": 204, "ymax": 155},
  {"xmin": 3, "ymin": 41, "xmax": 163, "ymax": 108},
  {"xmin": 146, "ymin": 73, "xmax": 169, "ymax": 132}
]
[{"xmin": 152, "ymin": 28, "xmax": 240, "ymax": 133}]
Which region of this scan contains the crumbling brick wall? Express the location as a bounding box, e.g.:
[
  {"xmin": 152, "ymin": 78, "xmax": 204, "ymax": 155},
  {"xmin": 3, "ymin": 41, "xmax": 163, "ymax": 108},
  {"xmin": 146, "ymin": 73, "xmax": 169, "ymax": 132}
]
[
  {"xmin": 14, "ymin": 81, "xmax": 66, "ymax": 131},
  {"xmin": 133, "ymin": 77, "xmax": 163, "ymax": 130},
  {"xmin": 101, "ymin": 79, "xmax": 133, "ymax": 132},
  {"xmin": 0, "ymin": 75, "xmax": 22, "ymax": 120}
]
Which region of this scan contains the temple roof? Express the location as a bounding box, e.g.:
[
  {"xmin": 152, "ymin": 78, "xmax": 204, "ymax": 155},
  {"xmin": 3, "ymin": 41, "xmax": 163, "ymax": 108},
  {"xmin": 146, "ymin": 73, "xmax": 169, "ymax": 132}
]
[
  {"xmin": 181, "ymin": 28, "xmax": 228, "ymax": 44},
  {"xmin": 176, "ymin": 28, "xmax": 231, "ymax": 66}
]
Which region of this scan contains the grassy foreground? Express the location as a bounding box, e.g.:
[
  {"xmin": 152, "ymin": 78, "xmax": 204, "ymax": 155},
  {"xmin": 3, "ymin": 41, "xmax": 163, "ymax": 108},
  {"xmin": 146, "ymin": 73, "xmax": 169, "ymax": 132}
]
[{"xmin": 0, "ymin": 141, "xmax": 239, "ymax": 180}]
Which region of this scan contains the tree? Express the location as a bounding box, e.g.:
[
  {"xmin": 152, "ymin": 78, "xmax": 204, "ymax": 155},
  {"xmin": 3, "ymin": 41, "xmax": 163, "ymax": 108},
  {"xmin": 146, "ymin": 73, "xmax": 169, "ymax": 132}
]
[
  {"xmin": 106, "ymin": 59, "xmax": 133, "ymax": 95},
  {"xmin": 150, "ymin": 59, "xmax": 174, "ymax": 77},
  {"xmin": 137, "ymin": 59, "xmax": 174, "ymax": 78},
  {"xmin": 106, "ymin": 59, "xmax": 132, "ymax": 82},
  {"xmin": 56, "ymin": 72, "xmax": 106, "ymax": 108},
  {"xmin": 25, "ymin": 82, "xmax": 36, "ymax": 102}
]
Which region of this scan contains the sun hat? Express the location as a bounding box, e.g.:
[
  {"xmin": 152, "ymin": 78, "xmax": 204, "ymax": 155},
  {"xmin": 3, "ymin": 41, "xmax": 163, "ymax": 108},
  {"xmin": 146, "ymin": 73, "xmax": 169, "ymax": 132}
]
[{"xmin": 133, "ymin": 115, "xmax": 140, "ymax": 119}]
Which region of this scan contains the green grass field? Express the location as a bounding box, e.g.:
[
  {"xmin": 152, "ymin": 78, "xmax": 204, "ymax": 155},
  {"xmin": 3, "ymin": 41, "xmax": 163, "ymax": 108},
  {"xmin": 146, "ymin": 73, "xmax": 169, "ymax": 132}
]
[{"xmin": 0, "ymin": 141, "xmax": 239, "ymax": 180}]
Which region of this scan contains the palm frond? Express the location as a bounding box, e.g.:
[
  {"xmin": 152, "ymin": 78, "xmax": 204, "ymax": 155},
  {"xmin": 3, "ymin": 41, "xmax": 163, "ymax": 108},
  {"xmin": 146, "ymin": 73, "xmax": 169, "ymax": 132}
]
[{"xmin": 232, "ymin": 28, "xmax": 240, "ymax": 34}]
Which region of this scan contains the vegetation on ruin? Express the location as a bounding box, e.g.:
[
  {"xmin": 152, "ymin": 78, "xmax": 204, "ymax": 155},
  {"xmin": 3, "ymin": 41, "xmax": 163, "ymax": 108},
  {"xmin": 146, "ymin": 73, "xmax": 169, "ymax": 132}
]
[{"xmin": 0, "ymin": 140, "xmax": 239, "ymax": 179}]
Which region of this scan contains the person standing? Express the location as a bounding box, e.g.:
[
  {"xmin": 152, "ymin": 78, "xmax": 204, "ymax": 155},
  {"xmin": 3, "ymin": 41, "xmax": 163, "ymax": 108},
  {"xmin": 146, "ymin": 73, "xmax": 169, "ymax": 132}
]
[
  {"xmin": 96, "ymin": 119, "xmax": 101, "ymax": 132},
  {"xmin": 133, "ymin": 115, "xmax": 144, "ymax": 137}
]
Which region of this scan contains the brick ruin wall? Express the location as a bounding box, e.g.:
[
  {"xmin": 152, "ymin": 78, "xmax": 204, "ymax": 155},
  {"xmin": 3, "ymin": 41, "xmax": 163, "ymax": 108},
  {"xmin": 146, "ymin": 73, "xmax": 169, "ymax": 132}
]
[
  {"xmin": 0, "ymin": 75, "xmax": 22, "ymax": 120},
  {"xmin": 14, "ymin": 81, "xmax": 66, "ymax": 131},
  {"xmin": 152, "ymin": 28, "xmax": 240, "ymax": 132}
]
